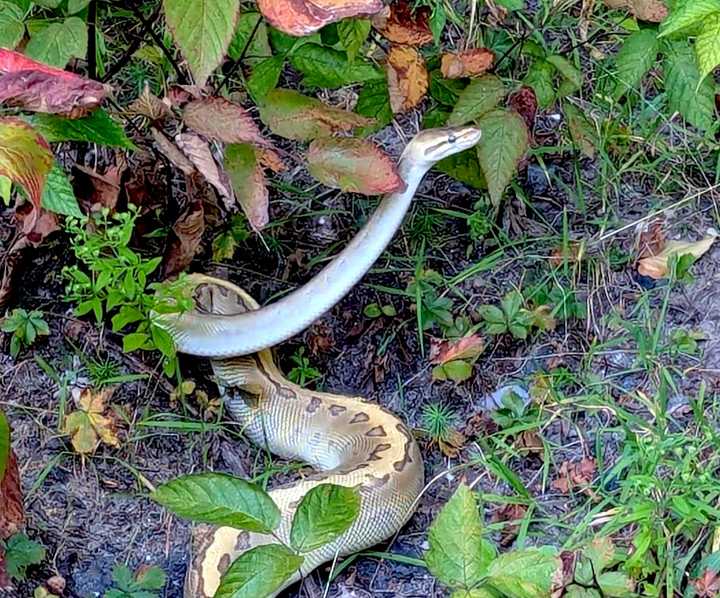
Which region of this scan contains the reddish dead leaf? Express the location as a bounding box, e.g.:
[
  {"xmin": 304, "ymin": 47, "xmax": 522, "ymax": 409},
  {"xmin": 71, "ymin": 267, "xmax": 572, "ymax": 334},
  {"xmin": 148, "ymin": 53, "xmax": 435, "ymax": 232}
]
[
  {"xmin": 0, "ymin": 451, "xmax": 24, "ymax": 539},
  {"xmin": 74, "ymin": 157, "xmax": 126, "ymax": 213},
  {"xmin": 693, "ymin": 569, "xmax": 720, "ymax": 597},
  {"xmin": 509, "ymin": 86, "xmax": 538, "ymax": 133},
  {"xmin": 163, "ymin": 184, "xmax": 205, "ymax": 277},
  {"xmin": 490, "ymin": 503, "xmax": 528, "ymax": 546},
  {"xmin": 0, "ymin": 49, "xmax": 109, "ymax": 117},
  {"xmin": 372, "ymin": 1, "xmax": 433, "ymax": 46},
  {"xmin": 183, "ymin": 97, "xmax": 268, "ymax": 147},
  {"xmin": 603, "ymin": 0, "xmax": 667, "ymax": 22},
  {"xmin": 224, "ymin": 143, "xmax": 269, "ymax": 230},
  {"xmin": 16, "ymin": 203, "xmax": 59, "ymax": 246},
  {"xmin": 307, "ymin": 321, "xmax": 335, "ymax": 355},
  {"xmin": 176, "ymin": 133, "xmax": 234, "ymax": 208},
  {"xmin": 552, "ymin": 458, "xmax": 596, "ymax": 494},
  {"xmin": 386, "ymin": 45, "xmax": 428, "ymax": 113},
  {"xmin": 165, "ymin": 84, "xmax": 202, "ymax": 109},
  {"xmin": 440, "ymin": 49, "xmax": 495, "ymax": 79},
  {"xmin": 151, "ymin": 128, "xmax": 195, "ymax": 175},
  {"xmin": 637, "ymin": 235, "xmax": 716, "ymax": 279},
  {"xmin": 306, "ymin": 137, "xmax": 405, "ymax": 195},
  {"xmin": 128, "ymin": 83, "xmax": 170, "ymax": 122},
  {"xmin": 258, "ymin": 0, "xmax": 382, "ymax": 36},
  {"xmin": 259, "ymin": 148, "xmax": 286, "ymax": 173},
  {"xmin": 429, "ymin": 334, "xmax": 485, "ymax": 365},
  {"xmin": 462, "ymin": 412, "xmax": 497, "ymax": 439},
  {"xmin": 516, "ymin": 429, "xmax": 544, "ymax": 454},
  {"xmin": 637, "ymin": 219, "xmax": 665, "ymax": 259}
]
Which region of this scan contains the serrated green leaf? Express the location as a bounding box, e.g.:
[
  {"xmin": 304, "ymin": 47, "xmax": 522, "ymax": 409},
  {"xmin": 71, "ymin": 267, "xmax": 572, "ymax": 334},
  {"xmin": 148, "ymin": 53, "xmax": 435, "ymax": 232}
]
[
  {"xmin": 4, "ymin": 533, "xmax": 46, "ymax": 580},
  {"xmin": 524, "ymin": 60, "xmax": 556, "ymax": 108},
  {"xmin": 0, "ymin": 409, "xmax": 9, "ymax": 482},
  {"xmin": 658, "ymin": 0, "xmax": 720, "ymax": 38},
  {"xmin": 135, "ymin": 564, "xmax": 167, "ymax": 590},
  {"xmin": 425, "ymin": 483, "xmax": 496, "ymax": 588},
  {"xmin": 598, "ymin": 571, "xmax": 635, "ymax": 597},
  {"xmin": 610, "ymin": 29, "xmax": 659, "ymax": 100},
  {"xmin": 289, "ymin": 484, "xmax": 360, "ymax": 553},
  {"xmin": 0, "ymin": 1, "xmax": 24, "ymax": 49},
  {"xmin": 25, "ymin": 17, "xmax": 87, "ymax": 67},
  {"xmin": 214, "ymin": 544, "xmax": 303, "ymax": 598},
  {"xmin": 162, "ymin": 0, "xmax": 238, "ymax": 86},
  {"xmin": 337, "ymin": 18, "xmax": 371, "ymax": 63},
  {"xmin": 247, "ymin": 55, "xmax": 284, "ymax": 104},
  {"xmin": 151, "ymin": 472, "xmax": 281, "ymax": 533},
  {"xmin": 448, "ymin": 75, "xmax": 506, "ymax": 126},
  {"xmin": 564, "ymin": 103, "xmax": 598, "ymax": 158},
  {"xmin": 41, "ymin": 164, "xmax": 83, "ymax": 218},
  {"xmin": 289, "ymin": 43, "xmax": 383, "ymax": 88},
  {"xmin": 664, "ymin": 41, "xmax": 715, "ymax": 131},
  {"xmin": 476, "ymin": 109, "xmax": 528, "ymax": 205},
  {"xmin": 486, "ymin": 547, "xmax": 560, "ymax": 598},
  {"xmin": 546, "ymin": 54, "xmax": 582, "ymax": 93},
  {"xmin": 430, "ymin": 3, "xmax": 446, "ymax": 44},
  {"xmin": 435, "ymin": 149, "xmax": 487, "ymax": 190},
  {"xmin": 67, "ymin": 0, "xmax": 90, "ymax": 13},
  {"xmin": 31, "ymin": 110, "xmax": 135, "ymax": 150},
  {"xmin": 356, "ymin": 79, "xmax": 393, "ymax": 134},
  {"xmin": 228, "ymin": 12, "xmax": 271, "ymax": 66},
  {"xmin": 696, "ymin": 14, "xmax": 720, "ymax": 80}
]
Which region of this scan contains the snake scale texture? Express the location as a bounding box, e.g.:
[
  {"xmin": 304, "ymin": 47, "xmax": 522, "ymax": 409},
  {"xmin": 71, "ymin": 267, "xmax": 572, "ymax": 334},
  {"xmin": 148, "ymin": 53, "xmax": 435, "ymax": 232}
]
[{"xmin": 155, "ymin": 126, "xmax": 483, "ymax": 597}]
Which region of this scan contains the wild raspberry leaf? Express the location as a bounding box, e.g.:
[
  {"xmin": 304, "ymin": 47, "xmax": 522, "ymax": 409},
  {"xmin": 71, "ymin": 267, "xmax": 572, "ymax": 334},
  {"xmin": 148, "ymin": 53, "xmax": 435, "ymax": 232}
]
[
  {"xmin": 41, "ymin": 164, "xmax": 83, "ymax": 218},
  {"xmin": 307, "ymin": 137, "xmax": 405, "ymax": 195},
  {"xmin": 485, "ymin": 547, "xmax": 561, "ymax": 598},
  {"xmin": 224, "ymin": 143, "xmax": 269, "ymax": 230},
  {"xmin": 182, "ymin": 97, "xmax": 268, "ymax": 147},
  {"xmin": 30, "ymin": 110, "xmax": 134, "ymax": 149},
  {"xmin": 523, "ymin": 60, "xmax": 555, "ymax": 108},
  {"xmin": 355, "ymin": 79, "xmax": 393, "ymax": 133},
  {"xmin": 214, "ymin": 544, "xmax": 304, "ymax": 598},
  {"xmin": 0, "ymin": 452, "xmax": 24, "ymax": 539},
  {"xmin": 0, "ymin": 117, "xmax": 53, "ymax": 216},
  {"xmin": 440, "ymin": 49, "xmax": 495, "ymax": 79},
  {"xmin": 0, "ymin": 411, "xmax": 8, "ymax": 483},
  {"xmin": 610, "ymin": 29, "xmax": 659, "ymax": 100},
  {"xmin": 289, "ymin": 43, "xmax": 383, "ymax": 88},
  {"xmin": 476, "ymin": 109, "xmax": 529, "ymax": 205},
  {"xmin": 258, "ymin": 88, "xmax": 372, "ymax": 141},
  {"xmin": 564, "ymin": 103, "xmax": 598, "ymax": 158},
  {"xmin": 696, "ymin": 14, "xmax": 720, "ymax": 80},
  {"xmin": 289, "ymin": 484, "xmax": 361, "ymax": 553},
  {"xmin": 246, "ymin": 55, "xmax": 285, "ymax": 104},
  {"xmin": 372, "ymin": 1, "xmax": 433, "ymax": 46},
  {"xmin": 386, "ymin": 45, "xmax": 428, "ymax": 113},
  {"xmin": 0, "ymin": 49, "xmax": 109, "ymax": 116},
  {"xmin": 659, "ymin": 0, "xmax": 720, "ymax": 38},
  {"xmin": 227, "ymin": 12, "xmax": 272, "ymax": 65},
  {"xmin": 151, "ymin": 472, "xmax": 281, "ymax": 533},
  {"xmin": 25, "ymin": 17, "xmax": 86, "ymax": 68},
  {"xmin": 663, "ymin": 41, "xmax": 715, "ymax": 132},
  {"xmin": 337, "ymin": 18, "xmax": 371, "ymax": 63},
  {"xmin": 447, "ymin": 75, "xmax": 505, "ymax": 126},
  {"xmin": 0, "ymin": 2, "xmax": 24, "ymax": 50},
  {"xmin": 435, "ymin": 149, "xmax": 487, "ymax": 190},
  {"xmin": 162, "ymin": 0, "xmax": 238, "ymax": 86},
  {"xmin": 257, "ymin": 0, "xmax": 382, "ymax": 36}
]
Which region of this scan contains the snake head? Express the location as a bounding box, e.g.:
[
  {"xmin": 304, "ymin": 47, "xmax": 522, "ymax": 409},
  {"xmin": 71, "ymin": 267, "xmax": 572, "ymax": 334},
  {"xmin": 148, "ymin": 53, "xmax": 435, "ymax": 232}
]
[{"xmin": 401, "ymin": 126, "xmax": 482, "ymax": 167}]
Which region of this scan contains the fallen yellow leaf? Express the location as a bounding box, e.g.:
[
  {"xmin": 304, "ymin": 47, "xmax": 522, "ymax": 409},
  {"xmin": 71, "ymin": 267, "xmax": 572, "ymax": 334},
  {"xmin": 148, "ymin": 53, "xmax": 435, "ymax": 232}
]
[
  {"xmin": 63, "ymin": 387, "xmax": 120, "ymax": 454},
  {"xmin": 637, "ymin": 235, "xmax": 716, "ymax": 279},
  {"xmin": 386, "ymin": 45, "xmax": 428, "ymax": 114}
]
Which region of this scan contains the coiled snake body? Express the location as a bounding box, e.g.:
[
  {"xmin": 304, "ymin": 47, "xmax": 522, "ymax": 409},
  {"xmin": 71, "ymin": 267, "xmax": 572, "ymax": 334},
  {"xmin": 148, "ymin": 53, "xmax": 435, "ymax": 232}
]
[{"xmin": 155, "ymin": 126, "xmax": 482, "ymax": 597}]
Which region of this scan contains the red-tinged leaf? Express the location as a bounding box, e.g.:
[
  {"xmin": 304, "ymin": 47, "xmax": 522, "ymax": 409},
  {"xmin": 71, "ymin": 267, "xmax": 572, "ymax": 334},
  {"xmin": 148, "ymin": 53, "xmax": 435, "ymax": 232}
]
[
  {"xmin": 151, "ymin": 128, "xmax": 196, "ymax": 175},
  {"xmin": 440, "ymin": 49, "xmax": 495, "ymax": 78},
  {"xmin": 508, "ymin": 86, "xmax": 538, "ymax": 133},
  {"xmin": 0, "ymin": 49, "xmax": 109, "ymax": 117},
  {"xmin": 386, "ymin": 45, "xmax": 428, "ymax": 113},
  {"xmin": 163, "ymin": 187, "xmax": 205, "ymax": 277},
  {"xmin": 16, "ymin": 203, "xmax": 59, "ymax": 247},
  {"xmin": 258, "ymin": 0, "xmax": 382, "ymax": 36},
  {"xmin": 258, "ymin": 88, "xmax": 372, "ymax": 141},
  {"xmin": 259, "ymin": 148, "xmax": 286, "ymax": 173},
  {"xmin": 604, "ymin": 0, "xmax": 667, "ymax": 22},
  {"xmin": 307, "ymin": 137, "xmax": 405, "ymax": 195},
  {"xmin": 74, "ymin": 158, "xmax": 126, "ymax": 213},
  {"xmin": 0, "ymin": 451, "xmax": 24, "ymax": 539},
  {"xmin": 372, "ymin": 1, "xmax": 433, "ymax": 46},
  {"xmin": 429, "ymin": 334, "xmax": 485, "ymax": 365},
  {"xmin": 0, "ymin": 117, "xmax": 53, "ymax": 215},
  {"xmin": 175, "ymin": 133, "xmax": 234, "ymax": 207},
  {"xmin": 183, "ymin": 97, "xmax": 268, "ymax": 146},
  {"xmin": 224, "ymin": 143, "xmax": 269, "ymax": 230}
]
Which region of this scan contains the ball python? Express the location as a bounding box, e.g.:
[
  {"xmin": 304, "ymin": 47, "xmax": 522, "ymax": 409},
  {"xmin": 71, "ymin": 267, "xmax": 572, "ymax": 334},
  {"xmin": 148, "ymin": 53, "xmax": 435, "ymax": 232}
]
[{"xmin": 154, "ymin": 126, "xmax": 483, "ymax": 597}]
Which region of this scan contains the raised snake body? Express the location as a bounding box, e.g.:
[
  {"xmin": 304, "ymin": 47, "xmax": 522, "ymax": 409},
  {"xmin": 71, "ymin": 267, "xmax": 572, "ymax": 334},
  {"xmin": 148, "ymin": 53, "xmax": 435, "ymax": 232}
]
[{"xmin": 155, "ymin": 127, "xmax": 483, "ymax": 597}]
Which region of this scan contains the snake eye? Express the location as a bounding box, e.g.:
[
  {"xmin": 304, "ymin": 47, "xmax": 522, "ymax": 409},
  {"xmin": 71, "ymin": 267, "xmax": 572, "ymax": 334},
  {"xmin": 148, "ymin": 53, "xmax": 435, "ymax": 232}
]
[{"xmin": 448, "ymin": 134, "xmax": 456, "ymax": 143}]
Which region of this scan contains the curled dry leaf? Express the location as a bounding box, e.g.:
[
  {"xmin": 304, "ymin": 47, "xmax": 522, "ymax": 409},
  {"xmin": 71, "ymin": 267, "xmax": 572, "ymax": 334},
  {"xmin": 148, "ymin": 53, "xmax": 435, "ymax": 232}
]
[
  {"xmin": 0, "ymin": 451, "xmax": 24, "ymax": 539},
  {"xmin": 258, "ymin": 0, "xmax": 382, "ymax": 36},
  {"xmin": 175, "ymin": 133, "xmax": 234, "ymax": 208},
  {"xmin": 603, "ymin": 0, "xmax": 667, "ymax": 22},
  {"xmin": 163, "ymin": 185, "xmax": 205, "ymax": 277},
  {"xmin": 183, "ymin": 97, "xmax": 267, "ymax": 147},
  {"xmin": 637, "ymin": 219, "xmax": 665, "ymax": 258},
  {"xmin": 306, "ymin": 137, "xmax": 405, "ymax": 195},
  {"xmin": 386, "ymin": 45, "xmax": 428, "ymax": 113},
  {"xmin": 15, "ymin": 202, "xmax": 59, "ymax": 246},
  {"xmin": 372, "ymin": 1, "xmax": 433, "ymax": 46},
  {"xmin": 0, "ymin": 49, "xmax": 109, "ymax": 117},
  {"xmin": 128, "ymin": 83, "xmax": 170, "ymax": 122},
  {"xmin": 225, "ymin": 143, "xmax": 269, "ymax": 230},
  {"xmin": 693, "ymin": 569, "xmax": 720, "ymax": 597},
  {"xmin": 508, "ymin": 86, "xmax": 538, "ymax": 133},
  {"xmin": 429, "ymin": 334, "xmax": 485, "ymax": 365},
  {"xmin": 637, "ymin": 234, "xmax": 716, "ymax": 279},
  {"xmin": 74, "ymin": 157, "xmax": 127, "ymax": 213},
  {"xmin": 63, "ymin": 387, "xmax": 120, "ymax": 455},
  {"xmin": 552, "ymin": 458, "xmax": 596, "ymax": 495},
  {"xmin": 440, "ymin": 49, "xmax": 495, "ymax": 79},
  {"xmin": 151, "ymin": 128, "xmax": 195, "ymax": 175}
]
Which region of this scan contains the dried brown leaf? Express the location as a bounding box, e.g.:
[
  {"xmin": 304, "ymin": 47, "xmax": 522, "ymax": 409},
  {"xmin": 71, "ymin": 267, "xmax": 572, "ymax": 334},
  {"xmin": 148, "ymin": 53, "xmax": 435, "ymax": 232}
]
[
  {"xmin": 386, "ymin": 45, "xmax": 428, "ymax": 113},
  {"xmin": 372, "ymin": 1, "xmax": 433, "ymax": 46},
  {"xmin": 176, "ymin": 133, "xmax": 234, "ymax": 207},
  {"xmin": 183, "ymin": 97, "xmax": 267, "ymax": 146},
  {"xmin": 637, "ymin": 235, "xmax": 716, "ymax": 279},
  {"xmin": 0, "ymin": 451, "xmax": 24, "ymax": 539},
  {"xmin": 429, "ymin": 334, "xmax": 485, "ymax": 365},
  {"xmin": 508, "ymin": 86, "xmax": 538, "ymax": 133},
  {"xmin": 552, "ymin": 458, "xmax": 596, "ymax": 494},
  {"xmin": 151, "ymin": 128, "xmax": 196, "ymax": 175},
  {"xmin": 440, "ymin": 49, "xmax": 495, "ymax": 78},
  {"xmin": 225, "ymin": 143, "xmax": 269, "ymax": 230},
  {"xmin": 258, "ymin": 148, "xmax": 286, "ymax": 173},
  {"xmin": 603, "ymin": 0, "xmax": 667, "ymax": 22},
  {"xmin": 63, "ymin": 387, "xmax": 120, "ymax": 454},
  {"xmin": 693, "ymin": 569, "xmax": 720, "ymax": 597},
  {"xmin": 163, "ymin": 189, "xmax": 205, "ymax": 277},
  {"xmin": 74, "ymin": 158, "xmax": 126, "ymax": 213},
  {"xmin": 128, "ymin": 83, "xmax": 170, "ymax": 122}
]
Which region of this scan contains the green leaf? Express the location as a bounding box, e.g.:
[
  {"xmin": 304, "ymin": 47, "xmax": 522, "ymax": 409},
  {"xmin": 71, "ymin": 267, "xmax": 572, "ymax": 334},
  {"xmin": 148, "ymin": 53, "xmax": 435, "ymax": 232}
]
[
  {"xmin": 425, "ymin": 483, "xmax": 496, "ymax": 588},
  {"xmin": 433, "ymin": 360, "xmax": 473, "ymax": 383},
  {"xmin": 524, "ymin": 60, "xmax": 556, "ymax": 108},
  {"xmin": 486, "ymin": 547, "xmax": 560, "ymax": 598},
  {"xmin": 658, "ymin": 0, "xmax": 720, "ymax": 38},
  {"xmin": 4, "ymin": 533, "xmax": 46, "ymax": 580},
  {"xmin": 289, "ymin": 484, "xmax": 361, "ymax": 553},
  {"xmin": 289, "ymin": 43, "xmax": 383, "ymax": 88},
  {"xmin": 610, "ymin": 29, "xmax": 659, "ymax": 100},
  {"xmin": 0, "ymin": 409, "xmax": 9, "ymax": 482},
  {"xmin": 496, "ymin": 0, "xmax": 524, "ymax": 9},
  {"xmin": 448, "ymin": 75, "xmax": 506, "ymax": 126},
  {"xmin": 122, "ymin": 332, "xmax": 149, "ymax": 352},
  {"xmin": 695, "ymin": 14, "xmax": 720, "ymax": 80},
  {"xmin": 247, "ymin": 55, "xmax": 284, "ymax": 104},
  {"xmin": 151, "ymin": 472, "xmax": 281, "ymax": 533},
  {"xmin": 214, "ymin": 544, "xmax": 303, "ymax": 598},
  {"xmin": 564, "ymin": 102, "xmax": 598, "ymax": 158},
  {"xmin": 582, "ymin": 536, "xmax": 615, "ymax": 575},
  {"xmin": 435, "ymin": 149, "xmax": 487, "ymax": 190},
  {"xmin": 430, "ymin": 3, "xmax": 446, "ymax": 44},
  {"xmin": 135, "ymin": 564, "xmax": 167, "ymax": 590},
  {"xmin": 0, "ymin": 1, "xmax": 24, "ymax": 49},
  {"xmin": 41, "ymin": 164, "xmax": 83, "ymax": 218},
  {"xmin": 598, "ymin": 571, "xmax": 635, "ymax": 597},
  {"xmin": 67, "ymin": 0, "xmax": 91, "ymax": 13},
  {"xmin": 451, "ymin": 590, "xmax": 500, "ymax": 598},
  {"xmin": 664, "ymin": 41, "xmax": 715, "ymax": 131},
  {"xmin": 228, "ymin": 12, "xmax": 271, "ymax": 65},
  {"xmin": 476, "ymin": 109, "xmax": 529, "ymax": 205},
  {"xmin": 31, "ymin": 110, "xmax": 135, "ymax": 150},
  {"xmin": 356, "ymin": 79, "xmax": 393, "ymax": 134},
  {"xmin": 546, "ymin": 54, "xmax": 582, "ymax": 94},
  {"xmin": 25, "ymin": 17, "xmax": 87, "ymax": 67},
  {"xmin": 224, "ymin": 142, "xmax": 268, "ymax": 229},
  {"xmin": 337, "ymin": 18, "xmax": 371, "ymax": 63},
  {"xmin": 162, "ymin": 0, "xmax": 238, "ymax": 85}
]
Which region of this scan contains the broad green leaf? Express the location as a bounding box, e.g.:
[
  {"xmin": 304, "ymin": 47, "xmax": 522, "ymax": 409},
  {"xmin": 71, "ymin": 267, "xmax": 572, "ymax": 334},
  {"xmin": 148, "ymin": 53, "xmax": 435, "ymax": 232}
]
[
  {"xmin": 565, "ymin": 587, "xmax": 600, "ymax": 598},
  {"xmin": 476, "ymin": 109, "xmax": 528, "ymax": 205},
  {"xmin": 122, "ymin": 331, "xmax": 149, "ymax": 352},
  {"xmin": 486, "ymin": 547, "xmax": 560, "ymax": 598},
  {"xmin": 610, "ymin": 29, "xmax": 659, "ymax": 100},
  {"xmin": 546, "ymin": 54, "xmax": 582, "ymax": 96},
  {"xmin": 664, "ymin": 41, "xmax": 715, "ymax": 131},
  {"xmin": 228, "ymin": 12, "xmax": 271, "ymax": 66},
  {"xmin": 289, "ymin": 484, "xmax": 361, "ymax": 553},
  {"xmin": 337, "ymin": 18, "xmax": 371, "ymax": 63},
  {"xmin": 67, "ymin": 0, "xmax": 91, "ymax": 13},
  {"xmin": 435, "ymin": 149, "xmax": 487, "ymax": 190},
  {"xmin": 214, "ymin": 544, "xmax": 303, "ymax": 598},
  {"xmin": 0, "ymin": 409, "xmax": 9, "ymax": 481},
  {"xmin": 598, "ymin": 571, "xmax": 635, "ymax": 597},
  {"xmin": 4, "ymin": 534, "xmax": 46, "ymax": 580},
  {"xmin": 247, "ymin": 55, "xmax": 284, "ymax": 104},
  {"xmin": 307, "ymin": 137, "xmax": 404, "ymax": 195},
  {"xmin": 258, "ymin": 88, "xmax": 371, "ymax": 140},
  {"xmin": 25, "ymin": 17, "xmax": 87, "ymax": 67},
  {"xmin": 41, "ymin": 164, "xmax": 83, "ymax": 218},
  {"xmin": 31, "ymin": 110, "xmax": 135, "ymax": 149},
  {"xmin": 151, "ymin": 472, "xmax": 281, "ymax": 533},
  {"xmin": 447, "ymin": 75, "xmax": 506, "ymax": 126},
  {"xmin": 658, "ymin": 0, "xmax": 720, "ymax": 38},
  {"xmin": 224, "ymin": 143, "xmax": 268, "ymax": 230},
  {"xmin": 451, "ymin": 590, "xmax": 500, "ymax": 598},
  {"xmin": 0, "ymin": 1, "xmax": 24, "ymax": 49},
  {"xmin": 429, "ymin": 72, "xmax": 464, "ymax": 106},
  {"xmin": 425, "ymin": 483, "xmax": 496, "ymax": 588},
  {"xmin": 0, "ymin": 175, "xmax": 10, "ymax": 205},
  {"xmin": 524, "ymin": 60, "xmax": 555, "ymax": 108},
  {"xmin": 289, "ymin": 43, "xmax": 383, "ymax": 88},
  {"xmin": 430, "ymin": 3, "xmax": 446, "ymax": 44},
  {"xmin": 564, "ymin": 103, "xmax": 598, "ymax": 158},
  {"xmin": 356, "ymin": 79, "xmax": 393, "ymax": 134},
  {"xmin": 0, "ymin": 117, "xmax": 53, "ymax": 211},
  {"xmin": 696, "ymin": 14, "xmax": 720, "ymax": 80},
  {"xmin": 33, "ymin": 0, "xmax": 60, "ymax": 6},
  {"xmin": 432, "ymin": 360, "xmax": 473, "ymax": 383},
  {"xmin": 162, "ymin": 0, "xmax": 238, "ymax": 85}
]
